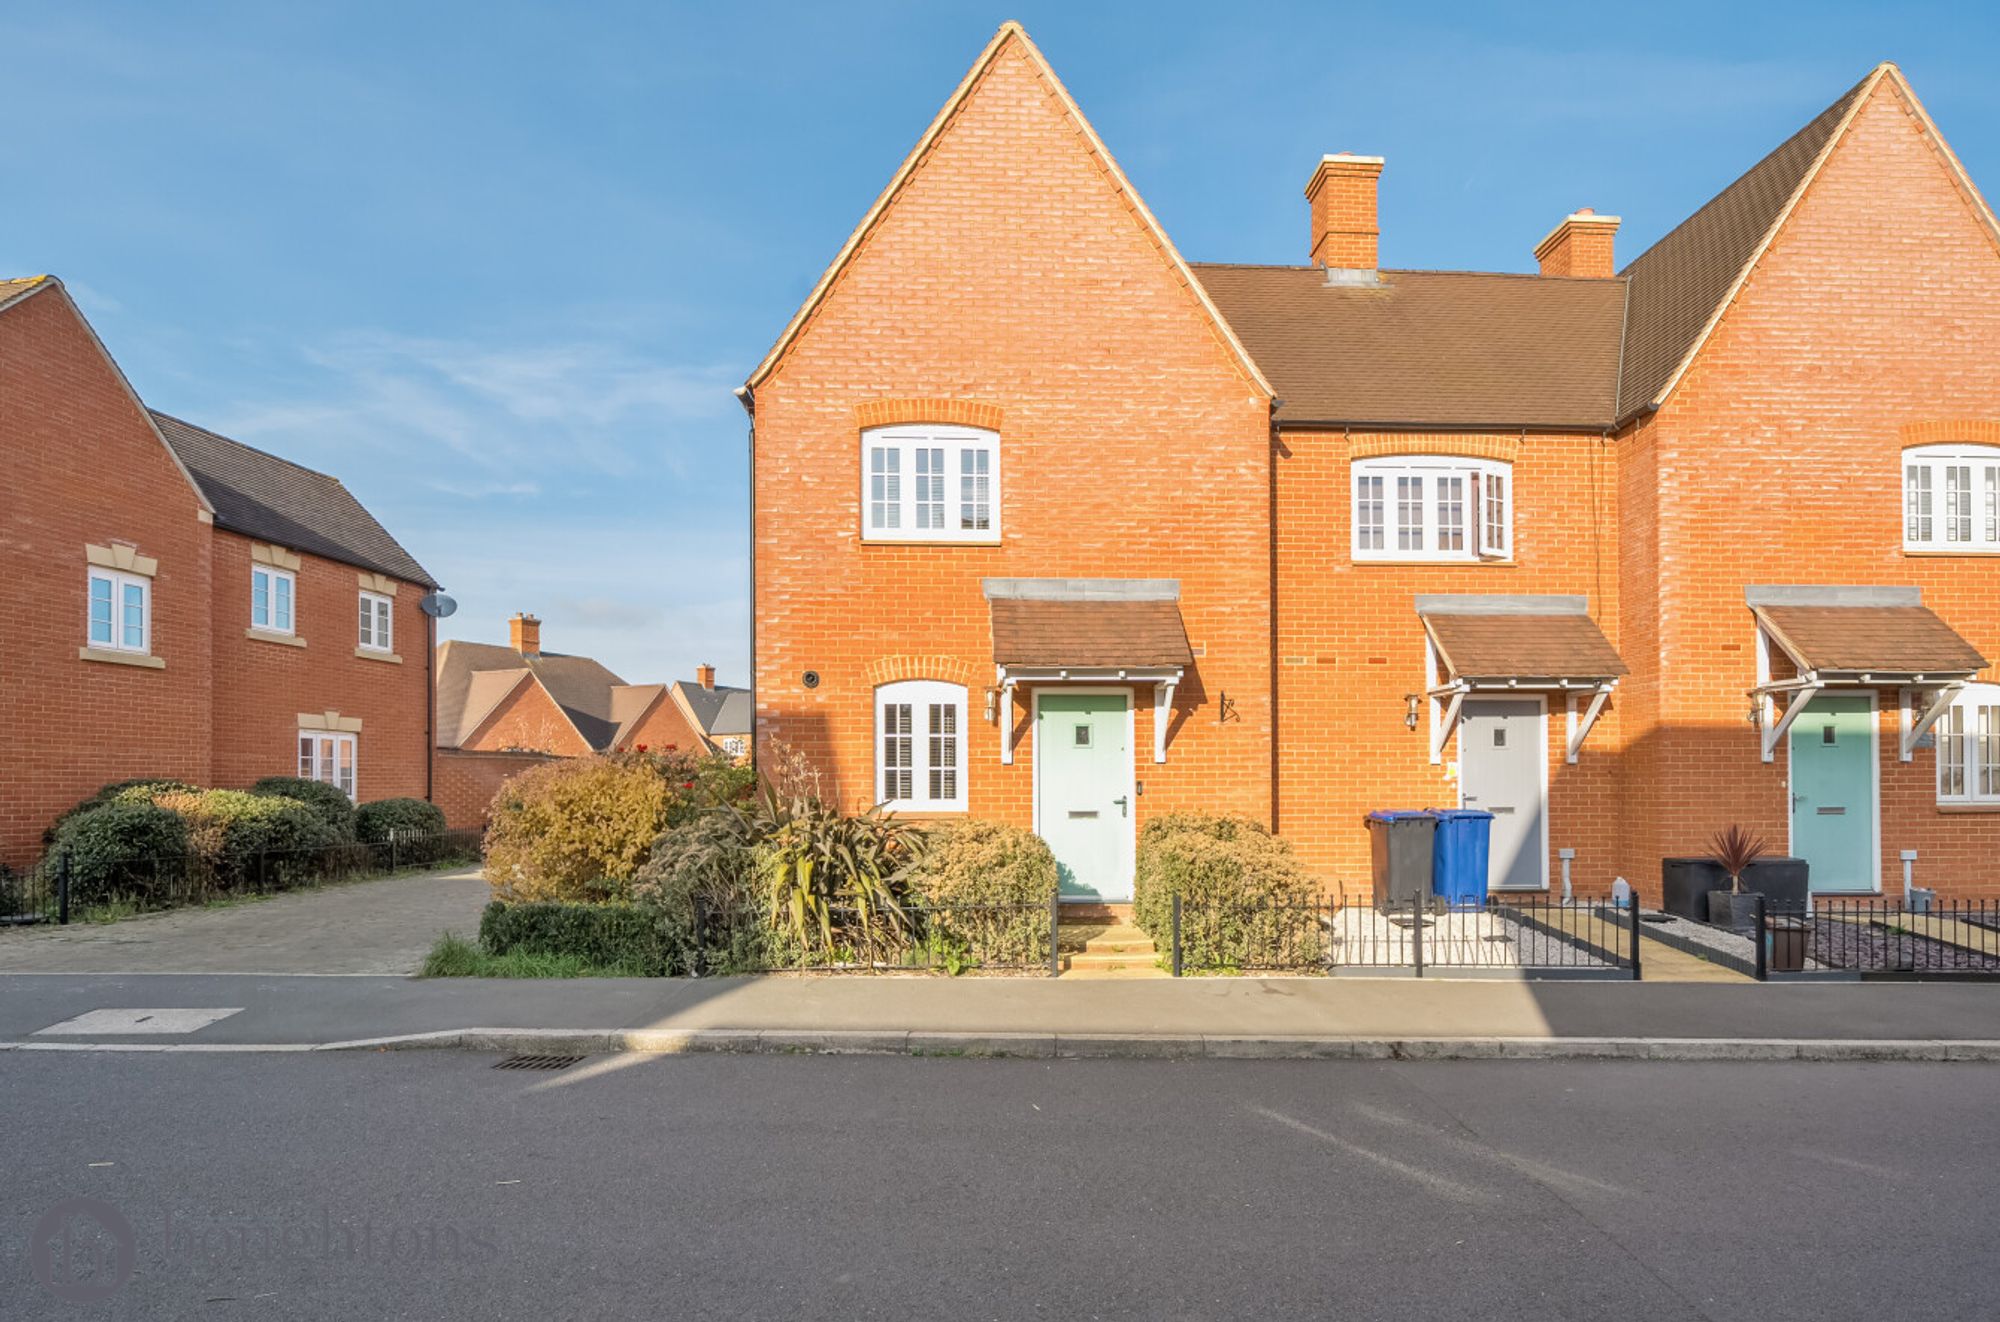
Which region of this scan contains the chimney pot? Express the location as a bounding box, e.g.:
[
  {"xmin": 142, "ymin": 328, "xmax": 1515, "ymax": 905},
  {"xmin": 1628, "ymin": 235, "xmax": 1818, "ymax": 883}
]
[
  {"xmin": 1534, "ymin": 210, "xmax": 1621, "ymax": 278},
  {"xmin": 509, "ymin": 612, "xmax": 542, "ymax": 658},
  {"xmin": 1306, "ymin": 153, "xmax": 1385, "ymax": 270},
  {"xmin": 696, "ymin": 663, "xmax": 716, "ymax": 691}
]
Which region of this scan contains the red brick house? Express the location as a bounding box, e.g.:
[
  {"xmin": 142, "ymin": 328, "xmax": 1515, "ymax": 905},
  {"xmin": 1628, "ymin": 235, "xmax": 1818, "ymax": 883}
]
[
  {"xmin": 0, "ymin": 275, "xmax": 439, "ymax": 864},
  {"xmin": 744, "ymin": 24, "xmax": 2000, "ymax": 903}
]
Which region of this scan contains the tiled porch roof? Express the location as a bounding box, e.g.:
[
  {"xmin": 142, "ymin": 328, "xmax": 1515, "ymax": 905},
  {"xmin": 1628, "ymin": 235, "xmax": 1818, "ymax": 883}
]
[
  {"xmin": 985, "ymin": 579, "xmax": 1193, "ymax": 670},
  {"xmin": 1757, "ymin": 604, "xmax": 1986, "ymax": 675},
  {"xmin": 1420, "ymin": 596, "xmax": 1626, "ymax": 681}
]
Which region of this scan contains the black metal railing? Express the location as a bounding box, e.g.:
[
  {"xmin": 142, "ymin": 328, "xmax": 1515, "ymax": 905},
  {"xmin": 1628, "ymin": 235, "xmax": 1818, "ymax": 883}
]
[
  {"xmin": 1756, "ymin": 898, "xmax": 2000, "ymax": 977},
  {"xmin": 673, "ymin": 895, "xmax": 1058, "ymax": 975},
  {"xmin": 1167, "ymin": 895, "xmax": 1640, "ymax": 978},
  {"xmin": 1, "ymin": 828, "xmax": 483, "ymax": 927}
]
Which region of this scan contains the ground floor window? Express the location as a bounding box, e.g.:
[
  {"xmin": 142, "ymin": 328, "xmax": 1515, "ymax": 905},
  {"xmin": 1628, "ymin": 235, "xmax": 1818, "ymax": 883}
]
[
  {"xmin": 875, "ymin": 680, "xmax": 965, "ymax": 811},
  {"xmin": 1938, "ymin": 684, "xmax": 2000, "ymax": 805},
  {"xmin": 299, "ymin": 731, "xmax": 357, "ymax": 800}
]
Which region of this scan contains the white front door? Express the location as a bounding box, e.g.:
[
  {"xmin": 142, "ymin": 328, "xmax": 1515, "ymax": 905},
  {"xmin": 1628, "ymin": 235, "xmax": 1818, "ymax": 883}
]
[
  {"xmin": 1034, "ymin": 690, "xmax": 1135, "ymax": 901},
  {"xmin": 1460, "ymin": 697, "xmax": 1548, "ymax": 891}
]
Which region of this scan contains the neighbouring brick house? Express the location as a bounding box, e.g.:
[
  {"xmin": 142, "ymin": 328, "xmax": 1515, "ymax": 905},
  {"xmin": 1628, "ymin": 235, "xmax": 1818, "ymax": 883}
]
[
  {"xmin": 431, "ymin": 614, "xmax": 715, "ymax": 825},
  {"xmin": 744, "ymin": 23, "xmax": 2000, "ymax": 903},
  {"xmin": 0, "ymin": 276, "xmax": 440, "ymax": 865}
]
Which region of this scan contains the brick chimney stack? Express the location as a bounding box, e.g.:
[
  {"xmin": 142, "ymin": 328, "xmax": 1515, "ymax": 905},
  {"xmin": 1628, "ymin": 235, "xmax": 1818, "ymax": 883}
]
[
  {"xmin": 509, "ymin": 612, "xmax": 541, "ymax": 658},
  {"xmin": 1534, "ymin": 209, "xmax": 1621, "ymax": 278},
  {"xmin": 1306, "ymin": 153, "xmax": 1385, "ymax": 270},
  {"xmin": 696, "ymin": 663, "xmax": 716, "ymax": 690}
]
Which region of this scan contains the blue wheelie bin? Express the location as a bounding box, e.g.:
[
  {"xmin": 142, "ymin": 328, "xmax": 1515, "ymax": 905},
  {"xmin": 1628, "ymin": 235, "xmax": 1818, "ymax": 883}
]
[{"xmin": 1429, "ymin": 809, "xmax": 1494, "ymax": 906}]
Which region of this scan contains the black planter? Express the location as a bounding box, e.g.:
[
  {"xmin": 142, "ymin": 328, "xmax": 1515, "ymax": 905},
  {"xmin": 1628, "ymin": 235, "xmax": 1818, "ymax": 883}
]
[
  {"xmin": 1741, "ymin": 857, "xmax": 1809, "ymax": 912},
  {"xmin": 1706, "ymin": 889, "xmax": 1762, "ymax": 934},
  {"xmin": 1664, "ymin": 858, "xmax": 1728, "ymax": 920}
]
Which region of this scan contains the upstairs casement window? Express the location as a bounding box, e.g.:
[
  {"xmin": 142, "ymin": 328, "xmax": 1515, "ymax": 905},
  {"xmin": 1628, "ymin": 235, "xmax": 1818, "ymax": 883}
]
[
  {"xmin": 88, "ymin": 569, "xmax": 150, "ymax": 654},
  {"xmin": 1904, "ymin": 445, "xmax": 2000, "ymax": 552},
  {"xmin": 358, "ymin": 591, "xmax": 393, "ymax": 652},
  {"xmin": 298, "ymin": 731, "xmax": 357, "ymax": 800},
  {"xmin": 1352, "ymin": 456, "xmax": 1511, "ymax": 562},
  {"xmin": 860, "ymin": 425, "xmax": 1000, "ymax": 544},
  {"xmin": 875, "ymin": 680, "xmax": 967, "ymax": 812},
  {"xmin": 251, "ymin": 565, "xmax": 296, "ymax": 634},
  {"xmin": 1937, "ymin": 684, "xmax": 2000, "ymax": 806}
]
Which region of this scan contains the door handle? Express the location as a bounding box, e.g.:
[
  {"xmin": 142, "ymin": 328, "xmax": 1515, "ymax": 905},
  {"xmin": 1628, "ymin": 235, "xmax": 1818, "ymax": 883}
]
[
  {"xmin": 1113, "ymin": 796, "xmax": 1129, "ymax": 818},
  {"xmin": 1792, "ymin": 793, "xmax": 1806, "ymax": 809}
]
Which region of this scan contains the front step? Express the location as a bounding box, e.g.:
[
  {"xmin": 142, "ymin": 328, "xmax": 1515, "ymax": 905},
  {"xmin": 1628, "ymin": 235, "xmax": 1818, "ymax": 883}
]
[
  {"xmin": 1061, "ymin": 951, "xmax": 1162, "ymax": 973},
  {"xmin": 1082, "ymin": 925, "xmax": 1155, "ymax": 956},
  {"xmin": 1061, "ymin": 902, "xmax": 1134, "ymax": 927}
]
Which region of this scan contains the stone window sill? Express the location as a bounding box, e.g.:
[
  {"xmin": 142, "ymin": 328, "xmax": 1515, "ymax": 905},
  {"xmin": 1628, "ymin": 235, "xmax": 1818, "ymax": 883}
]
[
  {"xmin": 1937, "ymin": 802, "xmax": 2000, "ymax": 814},
  {"xmin": 355, "ymin": 648, "xmax": 403, "ymax": 664},
  {"xmin": 246, "ymin": 628, "xmax": 306, "ymax": 649},
  {"xmin": 79, "ymin": 647, "xmax": 164, "ymax": 669}
]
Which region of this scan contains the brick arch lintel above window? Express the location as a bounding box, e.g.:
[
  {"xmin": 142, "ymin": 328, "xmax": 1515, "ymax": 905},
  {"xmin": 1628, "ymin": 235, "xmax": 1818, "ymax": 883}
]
[
  {"xmin": 865, "ymin": 654, "xmax": 980, "ymax": 689},
  {"xmin": 85, "ymin": 542, "xmax": 158, "ymax": 577},
  {"xmin": 1345, "ymin": 434, "xmax": 1521, "ymax": 464},
  {"xmin": 1900, "ymin": 420, "xmax": 2000, "ymax": 449},
  {"xmin": 852, "ymin": 399, "xmax": 1005, "ymax": 433}
]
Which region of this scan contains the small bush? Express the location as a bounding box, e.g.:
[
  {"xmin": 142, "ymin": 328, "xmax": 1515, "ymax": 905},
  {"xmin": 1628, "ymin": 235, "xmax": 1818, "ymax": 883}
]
[
  {"xmin": 44, "ymin": 778, "xmax": 201, "ymax": 843},
  {"xmin": 632, "ymin": 812, "xmax": 799, "ymax": 973},
  {"xmin": 483, "ymin": 751, "xmax": 748, "ymax": 903},
  {"xmin": 1134, "ymin": 820, "xmax": 1318, "ymax": 971},
  {"xmin": 356, "ymin": 797, "xmax": 446, "ymax": 841},
  {"xmin": 249, "ymin": 776, "xmax": 357, "ymax": 840},
  {"xmin": 148, "ymin": 789, "xmax": 346, "ymax": 890},
  {"xmin": 1137, "ymin": 812, "xmax": 1271, "ymax": 851},
  {"xmin": 48, "ymin": 801, "xmax": 192, "ymax": 907},
  {"xmin": 478, "ymin": 901, "xmax": 682, "ymax": 976},
  {"xmin": 902, "ymin": 819, "xmax": 1055, "ymax": 968}
]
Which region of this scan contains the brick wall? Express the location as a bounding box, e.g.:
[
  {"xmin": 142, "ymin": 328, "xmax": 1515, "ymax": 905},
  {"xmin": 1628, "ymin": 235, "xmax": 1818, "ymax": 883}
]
[
  {"xmin": 617, "ymin": 692, "xmax": 711, "ymax": 756},
  {"xmin": 752, "ymin": 33, "xmax": 1273, "ymax": 835},
  {"xmin": 1622, "ymin": 78, "xmax": 2000, "ymax": 898},
  {"xmin": 460, "ymin": 676, "xmax": 593, "ymax": 756},
  {"xmin": 1274, "ymin": 429, "xmax": 1623, "ymax": 893},
  {"xmin": 433, "ymin": 747, "xmax": 557, "ymax": 828},
  {"xmin": 0, "ymin": 286, "xmax": 216, "ymax": 864},
  {"xmin": 208, "ymin": 529, "xmax": 432, "ymax": 803}
]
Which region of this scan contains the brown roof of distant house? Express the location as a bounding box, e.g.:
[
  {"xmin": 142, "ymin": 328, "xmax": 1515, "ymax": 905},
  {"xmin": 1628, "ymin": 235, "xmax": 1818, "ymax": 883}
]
[
  {"xmin": 1757, "ymin": 605, "xmax": 1987, "ymax": 675},
  {"xmin": 1422, "ymin": 606, "xmax": 1627, "ymax": 681},
  {"xmin": 1193, "ymin": 266, "xmax": 1626, "ymax": 428},
  {"xmin": 151, "ymin": 410, "xmax": 438, "ymax": 588},
  {"xmin": 989, "ymin": 598, "xmax": 1193, "ymax": 669},
  {"xmin": 433, "ymin": 639, "xmax": 635, "ymax": 750},
  {"xmin": 1616, "ymin": 70, "xmax": 1874, "ymax": 419}
]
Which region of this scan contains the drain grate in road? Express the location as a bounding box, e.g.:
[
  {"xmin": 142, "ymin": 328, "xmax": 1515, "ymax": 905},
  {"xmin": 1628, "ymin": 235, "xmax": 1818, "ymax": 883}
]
[{"xmin": 493, "ymin": 1054, "xmax": 584, "ymax": 1071}]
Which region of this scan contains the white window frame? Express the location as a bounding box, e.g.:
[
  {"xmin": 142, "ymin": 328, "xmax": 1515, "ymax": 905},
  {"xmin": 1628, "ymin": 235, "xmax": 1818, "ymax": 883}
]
[
  {"xmin": 87, "ymin": 568, "xmax": 151, "ymax": 654},
  {"xmin": 298, "ymin": 731, "xmax": 358, "ymax": 800},
  {"xmin": 251, "ymin": 564, "xmax": 296, "ymax": 635},
  {"xmin": 358, "ymin": 590, "xmax": 393, "ymax": 652},
  {"xmin": 874, "ymin": 680, "xmax": 967, "ymax": 812},
  {"xmin": 859, "ymin": 425, "xmax": 1001, "ymax": 544},
  {"xmin": 1936, "ymin": 683, "xmax": 2000, "ymax": 806},
  {"xmin": 1352, "ymin": 456, "xmax": 1512, "ymax": 562},
  {"xmin": 1904, "ymin": 444, "xmax": 2000, "ymax": 553}
]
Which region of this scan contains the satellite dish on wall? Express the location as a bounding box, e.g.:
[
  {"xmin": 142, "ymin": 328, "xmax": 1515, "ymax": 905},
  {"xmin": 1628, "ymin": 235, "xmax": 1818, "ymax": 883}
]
[{"xmin": 419, "ymin": 592, "xmax": 458, "ymax": 619}]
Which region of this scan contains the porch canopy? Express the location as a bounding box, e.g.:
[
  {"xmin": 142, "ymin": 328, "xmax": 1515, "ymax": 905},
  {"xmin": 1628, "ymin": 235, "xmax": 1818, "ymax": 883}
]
[
  {"xmin": 985, "ymin": 578, "xmax": 1192, "ymax": 765},
  {"xmin": 1748, "ymin": 585, "xmax": 1987, "ymax": 762},
  {"xmin": 1418, "ymin": 595, "xmax": 1627, "ymax": 764}
]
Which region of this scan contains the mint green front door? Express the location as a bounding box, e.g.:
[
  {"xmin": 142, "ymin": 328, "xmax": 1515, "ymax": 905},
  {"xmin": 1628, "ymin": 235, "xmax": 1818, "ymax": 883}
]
[
  {"xmin": 1789, "ymin": 694, "xmax": 1876, "ymax": 892},
  {"xmin": 1036, "ymin": 692, "xmax": 1134, "ymax": 900}
]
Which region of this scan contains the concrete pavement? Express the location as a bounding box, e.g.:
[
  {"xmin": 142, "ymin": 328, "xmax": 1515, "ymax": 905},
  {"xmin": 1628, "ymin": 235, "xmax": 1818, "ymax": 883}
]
[{"xmin": 6, "ymin": 1051, "xmax": 1999, "ymax": 1319}]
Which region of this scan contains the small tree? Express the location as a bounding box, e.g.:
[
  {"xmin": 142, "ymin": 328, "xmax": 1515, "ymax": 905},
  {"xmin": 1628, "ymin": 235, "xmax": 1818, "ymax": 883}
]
[{"xmin": 1708, "ymin": 824, "xmax": 1768, "ymax": 894}]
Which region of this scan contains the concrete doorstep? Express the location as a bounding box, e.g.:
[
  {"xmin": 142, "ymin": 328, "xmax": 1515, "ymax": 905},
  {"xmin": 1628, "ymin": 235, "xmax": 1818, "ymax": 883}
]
[{"xmin": 10, "ymin": 1030, "xmax": 1998, "ymax": 1063}]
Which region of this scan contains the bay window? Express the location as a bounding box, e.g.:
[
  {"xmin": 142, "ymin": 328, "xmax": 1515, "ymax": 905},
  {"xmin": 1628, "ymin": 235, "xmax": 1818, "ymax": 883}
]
[
  {"xmin": 1937, "ymin": 684, "xmax": 2000, "ymax": 806},
  {"xmin": 1353, "ymin": 456, "xmax": 1511, "ymax": 562},
  {"xmin": 875, "ymin": 680, "xmax": 966, "ymax": 811},
  {"xmin": 861, "ymin": 425, "xmax": 1000, "ymax": 543},
  {"xmin": 1904, "ymin": 445, "xmax": 2000, "ymax": 552}
]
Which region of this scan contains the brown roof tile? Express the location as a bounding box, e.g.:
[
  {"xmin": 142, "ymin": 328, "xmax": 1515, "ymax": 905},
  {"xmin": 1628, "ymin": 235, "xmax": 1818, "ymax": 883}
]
[
  {"xmin": 1193, "ymin": 265, "xmax": 1626, "ymax": 428},
  {"xmin": 1424, "ymin": 612, "xmax": 1627, "ymax": 681},
  {"xmin": 990, "ymin": 598, "xmax": 1193, "ymax": 669},
  {"xmin": 1759, "ymin": 605, "xmax": 1986, "ymax": 675}
]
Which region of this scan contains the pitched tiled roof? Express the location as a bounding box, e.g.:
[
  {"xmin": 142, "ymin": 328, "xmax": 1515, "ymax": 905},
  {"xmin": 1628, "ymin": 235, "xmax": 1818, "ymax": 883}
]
[
  {"xmin": 674, "ymin": 681, "xmax": 752, "ymax": 738},
  {"xmin": 608, "ymin": 684, "xmax": 669, "ymax": 750},
  {"xmin": 1194, "ymin": 266, "xmax": 1626, "ymax": 428},
  {"xmin": 985, "ymin": 581, "xmax": 1195, "ymax": 670},
  {"xmin": 1420, "ymin": 597, "xmax": 1626, "ymax": 681},
  {"xmin": 149, "ymin": 411, "xmax": 438, "ymax": 589},
  {"xmin": 432, "ymin": 639, "xmax": 632, "ymax": 751},
  {"xmin": 1758, "ymin": 605, "xmax": 1986, "ymax": 675},
  {"xmin": 0, "ymin": 275, "xmax": 52, "ymax": 312},
  {"xmin": 1616, "ymin": 70, "xmax": 1875, "ymax": 418}
]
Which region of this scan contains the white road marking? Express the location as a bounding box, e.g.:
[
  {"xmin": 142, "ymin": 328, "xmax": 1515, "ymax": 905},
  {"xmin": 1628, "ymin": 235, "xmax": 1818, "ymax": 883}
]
[{"xmin": 34, "ymin": 1007, "xmax": 244, "ymax": 1036}]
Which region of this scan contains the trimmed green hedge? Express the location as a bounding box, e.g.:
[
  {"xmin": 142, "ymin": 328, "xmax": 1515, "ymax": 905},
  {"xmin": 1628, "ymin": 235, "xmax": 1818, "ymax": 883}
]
[
  {"xmin": 44, "ymin": 778, "xmax": 201, "ymax": 843},
  {"xmin": 48, "ymin": 801, "xmax": 192, "ymax": 907},
  {"xmin": 356, "ymin": 797, "xmax": 447, "ymax": 841},
  {"xmin": 249, "ymin": 776, "xmax": 358, "ymax": 840},
  {"xmin": 1134, "ymin": 814, "xmax": 1319, "ymax": 971},
  {"xmin": 901, "ymin": 819, "xmax": 1055, "ymax": 968},
  {"xmin": 479, "ymin": 901, "xmax": 685, "ymax": 976}
]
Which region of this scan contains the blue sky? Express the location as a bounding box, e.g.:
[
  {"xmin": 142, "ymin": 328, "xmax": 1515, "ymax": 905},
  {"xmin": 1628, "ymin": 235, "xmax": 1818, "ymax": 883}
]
[{"xmin": 5, "ymin": 1, "xmax": 1996, "ymax": 684}]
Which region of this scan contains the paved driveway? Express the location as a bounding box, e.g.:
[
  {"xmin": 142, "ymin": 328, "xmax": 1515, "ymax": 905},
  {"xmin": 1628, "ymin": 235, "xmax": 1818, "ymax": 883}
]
[{"xmin": 0, "ymin": 866, "xmax": 489, "ymax": 975}]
